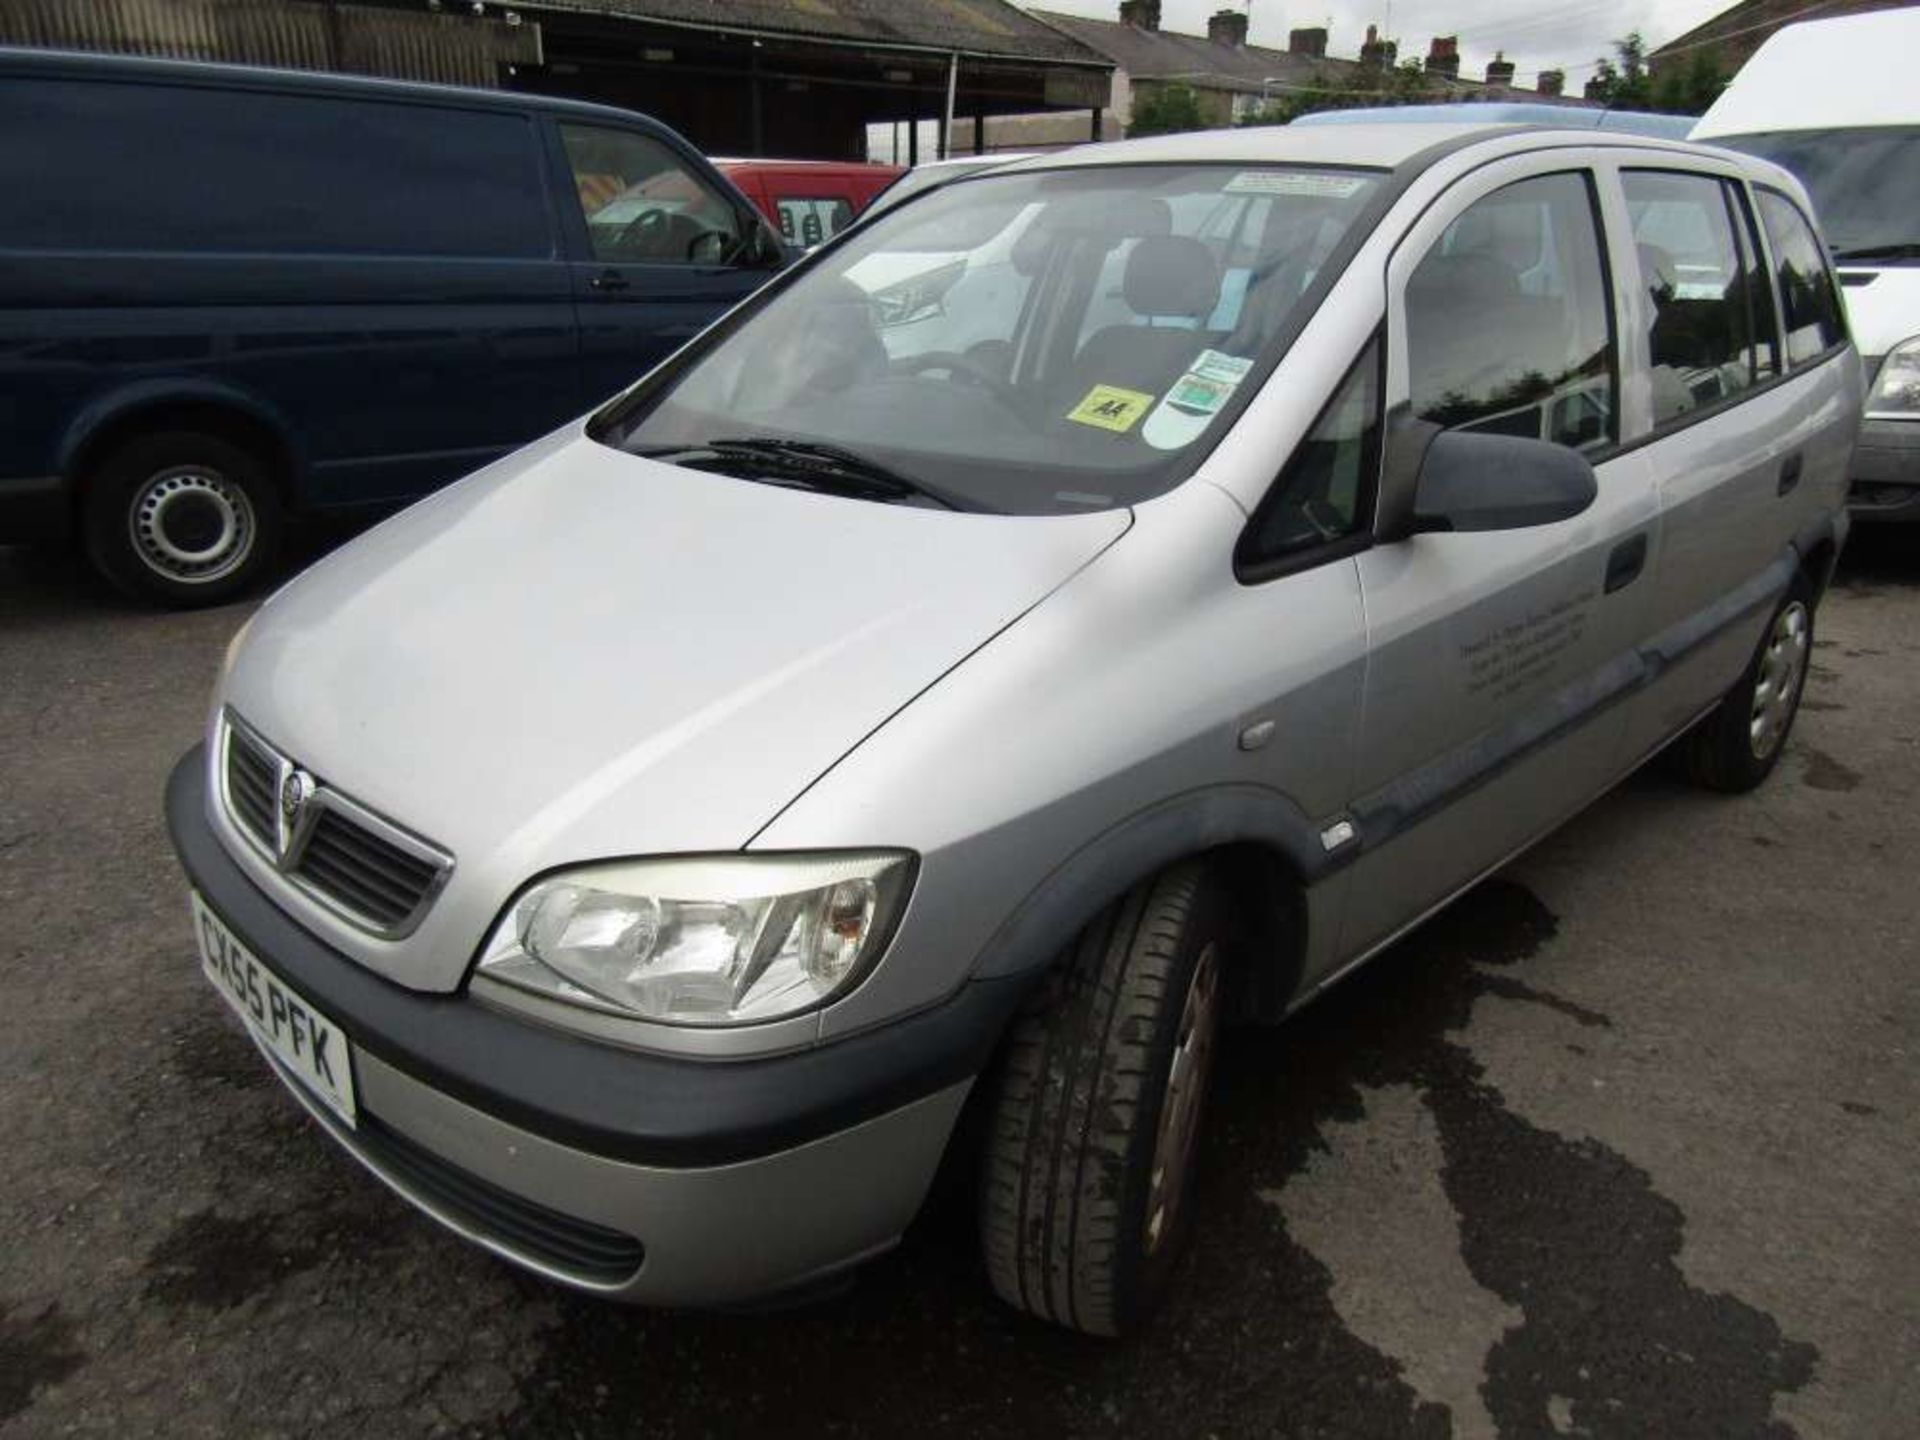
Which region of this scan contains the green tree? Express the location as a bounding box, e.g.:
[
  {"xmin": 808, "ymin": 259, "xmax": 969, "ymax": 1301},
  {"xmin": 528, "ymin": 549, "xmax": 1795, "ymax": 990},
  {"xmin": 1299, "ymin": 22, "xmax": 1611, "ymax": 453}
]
[
  {"xmin": 1649, "ymin": 49, "xmax": 1726, "ymax": 116},
  {"xmin": 1589, "ymin": 31, "xmax": 1652, "ymax": 109},
  {"xmin": 1128, "ymin": 83, "xmax": 1208, "ymax": 137}
]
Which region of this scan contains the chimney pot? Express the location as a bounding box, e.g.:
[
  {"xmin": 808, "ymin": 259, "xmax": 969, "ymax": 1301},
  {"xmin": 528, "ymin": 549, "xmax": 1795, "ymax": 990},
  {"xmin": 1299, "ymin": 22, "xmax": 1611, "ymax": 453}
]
[
  {"xmin": 1424, "ymin": 34, "xmax": 1459, "ymax": 78},
  {"xmin": 1206, "ymin": 9, "xmax": 1249, "ymax": 48}
]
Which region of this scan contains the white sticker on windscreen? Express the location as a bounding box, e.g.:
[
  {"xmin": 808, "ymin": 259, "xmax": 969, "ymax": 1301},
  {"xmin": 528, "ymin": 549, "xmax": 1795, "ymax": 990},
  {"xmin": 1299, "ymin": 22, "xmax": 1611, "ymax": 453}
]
[
  {"xmin": 1142, "ymin": 349, "xmax": 1254, "ymax": 450},
  {"xmin": 1224, "ymin": 170, "xmax": 1368, "ymax": 198}
]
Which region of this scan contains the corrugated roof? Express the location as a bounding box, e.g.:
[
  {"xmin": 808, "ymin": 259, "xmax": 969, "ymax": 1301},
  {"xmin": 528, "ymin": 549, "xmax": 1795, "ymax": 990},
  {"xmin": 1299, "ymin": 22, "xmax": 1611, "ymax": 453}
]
[
  {"xmin": 518, "ymin": 1, "xmax": 1109, "ymax": 65},
  {"xmin": 1030, "ymin": 9, "xmax": 1361, "ymax": 92}
]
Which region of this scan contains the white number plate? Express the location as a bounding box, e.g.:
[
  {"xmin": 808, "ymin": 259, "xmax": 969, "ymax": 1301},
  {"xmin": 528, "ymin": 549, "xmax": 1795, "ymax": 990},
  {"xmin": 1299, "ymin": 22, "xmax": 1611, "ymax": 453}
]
[{"xmin": 192, "ymin": 892, "xmax": 357, "ymax": 1126}]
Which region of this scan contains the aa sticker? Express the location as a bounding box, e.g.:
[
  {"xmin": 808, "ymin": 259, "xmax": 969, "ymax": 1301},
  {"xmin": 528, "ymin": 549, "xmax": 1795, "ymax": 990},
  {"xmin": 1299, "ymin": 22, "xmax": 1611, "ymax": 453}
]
[{"xmin": 1066, "ymin": 384, "xmax": 1154, "ymax": 433}]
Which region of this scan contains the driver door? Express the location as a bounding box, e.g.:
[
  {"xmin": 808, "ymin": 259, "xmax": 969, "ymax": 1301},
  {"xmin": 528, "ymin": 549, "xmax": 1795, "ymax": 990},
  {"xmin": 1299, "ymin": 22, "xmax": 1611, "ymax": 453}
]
[{"xmin": 549, "ymin": 121, "xmax": 771, "ymax": 405}]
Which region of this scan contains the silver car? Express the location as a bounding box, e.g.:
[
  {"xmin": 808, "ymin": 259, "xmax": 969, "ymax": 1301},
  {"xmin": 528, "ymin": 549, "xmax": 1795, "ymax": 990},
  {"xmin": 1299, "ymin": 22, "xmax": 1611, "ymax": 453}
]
[{"xmin": 169, "ymin": 124, "xmax": 1860, "ymax": 1336}]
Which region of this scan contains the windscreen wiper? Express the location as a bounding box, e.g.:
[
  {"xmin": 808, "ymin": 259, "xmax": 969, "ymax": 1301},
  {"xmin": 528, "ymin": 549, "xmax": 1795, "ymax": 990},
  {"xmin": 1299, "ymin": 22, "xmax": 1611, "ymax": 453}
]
[
  {"xmin": 696, "ymin": 437, "xmax": 966, "ymax": 510},
  {"xmin": 1830, "ymin": 242, "xmax": 1920, "ymax": 263}
]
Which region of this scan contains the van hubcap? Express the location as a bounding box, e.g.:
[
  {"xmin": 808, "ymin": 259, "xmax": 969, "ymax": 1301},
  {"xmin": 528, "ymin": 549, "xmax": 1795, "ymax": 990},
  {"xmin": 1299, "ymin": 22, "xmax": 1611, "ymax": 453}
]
[
  {"xmin": 130, "ymin": 467, "xmax": 254, "ymax": 584},
  {"xmin": 1145, "ymin": 941, "xmax": 1221, "ymax": 1255},
  {"xmin": 1749, "ymin": 601, "xmax": 1809, "ymax": 760}
]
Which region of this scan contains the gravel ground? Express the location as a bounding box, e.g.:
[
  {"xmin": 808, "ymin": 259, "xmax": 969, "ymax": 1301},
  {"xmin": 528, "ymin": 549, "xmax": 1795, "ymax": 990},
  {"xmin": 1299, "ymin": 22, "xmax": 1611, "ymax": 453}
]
[{"xmin": 2, "ymin": 532, "xmax": 1915, "ymax": 1439}]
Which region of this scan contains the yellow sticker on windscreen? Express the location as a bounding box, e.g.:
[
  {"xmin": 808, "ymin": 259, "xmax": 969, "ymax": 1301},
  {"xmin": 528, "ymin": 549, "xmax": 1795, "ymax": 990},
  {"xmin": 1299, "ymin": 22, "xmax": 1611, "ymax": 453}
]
[{"xmin": 1067, "ymin": 384, "xmax": 1154, "ymax": 433}]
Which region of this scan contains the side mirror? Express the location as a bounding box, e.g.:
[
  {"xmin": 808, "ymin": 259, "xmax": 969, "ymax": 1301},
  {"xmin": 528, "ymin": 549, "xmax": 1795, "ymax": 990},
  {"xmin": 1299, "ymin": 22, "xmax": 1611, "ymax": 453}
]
[
  {"xmin": 1380, "ymin": 418, "xmax": 1597, "ymax": 538},
  {"xmin": 734, "ymin": 219, "xmax": 789, "ymax": 271}
]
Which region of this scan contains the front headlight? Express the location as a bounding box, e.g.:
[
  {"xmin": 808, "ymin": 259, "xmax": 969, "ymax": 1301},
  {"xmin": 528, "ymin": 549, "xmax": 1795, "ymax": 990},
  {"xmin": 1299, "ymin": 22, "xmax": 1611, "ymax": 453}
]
[
  {"xmin": 1868, "ymin": 335, "xmax": 1920, "ymax": 418},
  {"xmin": 474, "ymin": 853, "xmax": 914, "ymax": 1027}
]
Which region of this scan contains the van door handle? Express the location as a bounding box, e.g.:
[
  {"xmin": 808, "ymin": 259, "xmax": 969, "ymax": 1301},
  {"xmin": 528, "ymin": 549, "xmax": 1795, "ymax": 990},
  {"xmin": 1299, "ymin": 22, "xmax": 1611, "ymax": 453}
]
[
  {"xmin": 588, "ymin": 270, "xmax": 630, "ymax": 293},
  {"xmin": 1778, "ymin": 452, "xmax": 1804, "ymax": 496},
  {"xmin": 1604, "ymin": 533, "xmax": 1648, "ymax": 595}
]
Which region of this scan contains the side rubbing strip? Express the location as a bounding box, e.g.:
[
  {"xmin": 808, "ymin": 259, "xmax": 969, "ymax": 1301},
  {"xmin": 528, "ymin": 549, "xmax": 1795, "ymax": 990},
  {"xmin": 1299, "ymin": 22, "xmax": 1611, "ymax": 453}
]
[{"xmin": 1349, "ymin": 547, "xmax": 1797, "ymax": 855}]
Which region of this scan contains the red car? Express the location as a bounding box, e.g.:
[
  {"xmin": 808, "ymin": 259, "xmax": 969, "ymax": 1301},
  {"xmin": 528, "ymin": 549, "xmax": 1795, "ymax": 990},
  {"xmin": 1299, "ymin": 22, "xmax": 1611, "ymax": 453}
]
[{"xmin": 714, "ymin": 159, "xmax": 903, "ymax": 248}]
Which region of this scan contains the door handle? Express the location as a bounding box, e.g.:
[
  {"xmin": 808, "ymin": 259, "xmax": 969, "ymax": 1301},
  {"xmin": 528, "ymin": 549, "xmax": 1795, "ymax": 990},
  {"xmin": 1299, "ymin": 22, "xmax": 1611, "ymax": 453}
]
[
  {"xmin": 1604, "ymin": 533, "xmax": 1648, "ymax": 595},
  {"xmin": 588, "ymin": 270, "xmax": 630, "ymax": 293},
  {"xmin": 1777, "ymin": 452, "xmax": 1804, "ymax": 496}
]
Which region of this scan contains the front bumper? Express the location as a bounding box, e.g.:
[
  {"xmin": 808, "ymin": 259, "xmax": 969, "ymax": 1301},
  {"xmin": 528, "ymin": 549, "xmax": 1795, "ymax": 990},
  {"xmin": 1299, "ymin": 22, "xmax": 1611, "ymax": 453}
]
[
  {"xmin": 1849, "ymin": 417, "xmax": 1920, "ymax": 522},
  {"xmin": 167, "ymin": 747, "xmax": 1022, "ymax": 1303}
]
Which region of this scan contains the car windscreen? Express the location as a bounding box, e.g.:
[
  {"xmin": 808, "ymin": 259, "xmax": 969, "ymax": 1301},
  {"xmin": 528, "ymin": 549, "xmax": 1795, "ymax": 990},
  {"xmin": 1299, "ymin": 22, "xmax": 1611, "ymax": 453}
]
[
  {"xmin": 594, "ymin": 163, "xmax": 1386, "ymax": 515},
  {"xmin": 1711, "ymin": 128, "xmax": 1920, "ymax": 261}
]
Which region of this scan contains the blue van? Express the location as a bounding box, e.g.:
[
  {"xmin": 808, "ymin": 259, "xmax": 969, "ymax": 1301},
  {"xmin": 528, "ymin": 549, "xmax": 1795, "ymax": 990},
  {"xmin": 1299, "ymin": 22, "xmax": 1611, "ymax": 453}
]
[{"xmin": 0, "ymin": 49, "xmax": 786, "ymax": 605}]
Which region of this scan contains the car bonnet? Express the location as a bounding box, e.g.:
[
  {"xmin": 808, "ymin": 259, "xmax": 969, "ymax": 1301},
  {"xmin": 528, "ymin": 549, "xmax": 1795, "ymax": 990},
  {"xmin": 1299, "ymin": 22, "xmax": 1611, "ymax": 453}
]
[{"xmin": 215, "ymin": 428, "xmax": 1130, "ymax": 990}]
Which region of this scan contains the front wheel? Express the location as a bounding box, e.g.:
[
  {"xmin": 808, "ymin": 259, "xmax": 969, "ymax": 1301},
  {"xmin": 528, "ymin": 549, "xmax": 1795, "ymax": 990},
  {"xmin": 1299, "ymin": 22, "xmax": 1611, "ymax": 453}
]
[
  {"xmin": 1676, "ymin": 576, "xmax": 1815, "ymax": 793},
  {"xmin": 83, "ymin": 430, "xmax": 283, "ymax": 608},
  {"xmin": 979, "ymin": 861, "xmax": 1226, "ymax": 1336}
]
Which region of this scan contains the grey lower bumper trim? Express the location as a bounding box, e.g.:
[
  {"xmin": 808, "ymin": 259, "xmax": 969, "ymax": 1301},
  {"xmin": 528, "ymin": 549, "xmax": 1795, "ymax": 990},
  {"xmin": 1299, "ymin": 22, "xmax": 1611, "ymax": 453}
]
[{"xmin": 260, "ymin": 1033, "xmax": 970, "ymax": 1304}]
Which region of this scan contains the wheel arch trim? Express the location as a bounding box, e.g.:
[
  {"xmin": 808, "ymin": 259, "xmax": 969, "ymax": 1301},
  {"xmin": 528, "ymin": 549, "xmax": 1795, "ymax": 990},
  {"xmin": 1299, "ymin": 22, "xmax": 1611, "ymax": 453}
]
[
  {"xmin": 58, "ymin": 378, "xmax": 304, "ymax": 496},
  {"xmin": 968, "ymin": 784, "xmax": 1326, "ymax": 1003}
]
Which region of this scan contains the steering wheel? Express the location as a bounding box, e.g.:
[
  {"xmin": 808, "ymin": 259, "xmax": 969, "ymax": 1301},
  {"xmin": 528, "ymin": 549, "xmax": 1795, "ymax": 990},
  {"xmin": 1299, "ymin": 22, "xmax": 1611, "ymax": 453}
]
[
  {"xmin": 895, "ymin": 350, "xmax": 1024, "ymax": 410},
  {"xmin": 616, "ymin": 208, "xmax": 673, "ymax": 259}
]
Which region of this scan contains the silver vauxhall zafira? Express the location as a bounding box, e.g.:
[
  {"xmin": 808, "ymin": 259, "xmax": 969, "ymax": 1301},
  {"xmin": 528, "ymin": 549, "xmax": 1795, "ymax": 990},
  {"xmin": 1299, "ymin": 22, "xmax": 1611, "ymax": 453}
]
[{"xmin": 170, "ymin": 124, "xmax": 1860, "ymax": 1336}]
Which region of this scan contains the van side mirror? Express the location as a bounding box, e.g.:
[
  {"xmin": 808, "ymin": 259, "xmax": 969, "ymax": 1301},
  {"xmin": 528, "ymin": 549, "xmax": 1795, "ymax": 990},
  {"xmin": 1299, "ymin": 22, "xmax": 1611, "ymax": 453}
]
[
  {"xmin": 1379, "ymin": 417, "xmax": 1597, "ymax": 538},
  {"xmin": 743, "ymin": 220, "xmax": 790, "ymax": 270}
]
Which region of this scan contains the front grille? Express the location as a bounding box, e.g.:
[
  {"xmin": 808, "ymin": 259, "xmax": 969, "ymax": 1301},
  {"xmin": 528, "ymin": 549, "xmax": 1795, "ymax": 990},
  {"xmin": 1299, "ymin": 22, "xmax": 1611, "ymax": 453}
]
[
  {"xmin": 226, "ymin": 732, "xmax": 278, "ymax": 843},
  {"xmin": 355, "ymin": 1114, "xmax": 645, "ymax": 1284},
  {"xmin": 299, "ymin": 809, "xmax": 442, "ymax": 931},
  {"xmin": 220, "ymin": 713, "xmax": 451, "ymax": 937}
]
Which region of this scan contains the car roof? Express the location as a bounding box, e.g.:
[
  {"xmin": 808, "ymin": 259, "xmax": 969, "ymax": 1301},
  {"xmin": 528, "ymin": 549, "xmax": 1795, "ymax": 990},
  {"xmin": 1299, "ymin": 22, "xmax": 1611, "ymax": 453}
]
[
  {"xmin": 1296, "ymin": 103, "xmax": 1694, "ymax": 141},
  {"xmin": 996, "ymin": 123, "xmax": 1774, "ymax": 179},
  {"xmin": 0, "ymin": 44, "xmax": 674, "ymax": 131}
]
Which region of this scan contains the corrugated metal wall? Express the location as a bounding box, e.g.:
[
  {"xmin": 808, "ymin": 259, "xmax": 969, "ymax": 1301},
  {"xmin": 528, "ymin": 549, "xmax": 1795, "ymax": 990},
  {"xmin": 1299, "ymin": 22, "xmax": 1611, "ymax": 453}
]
[{"xmin": 0, "ymin": 0, "xmax": 543, "ymax": 89}]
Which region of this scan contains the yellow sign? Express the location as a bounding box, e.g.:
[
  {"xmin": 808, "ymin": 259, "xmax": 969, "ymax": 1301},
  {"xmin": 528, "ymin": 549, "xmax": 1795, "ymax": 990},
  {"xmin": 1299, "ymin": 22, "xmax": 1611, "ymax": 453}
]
[{"xmin": 1066, "ymin": 384, "xmax": 1154, "ymax": 433}]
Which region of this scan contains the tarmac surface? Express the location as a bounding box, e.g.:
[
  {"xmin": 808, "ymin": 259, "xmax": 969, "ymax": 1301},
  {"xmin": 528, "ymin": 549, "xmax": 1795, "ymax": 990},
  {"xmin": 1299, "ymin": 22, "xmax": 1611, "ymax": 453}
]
[{"xmin": 2, "ymin": 532, "xmax": 1916, "ymax": 1438}]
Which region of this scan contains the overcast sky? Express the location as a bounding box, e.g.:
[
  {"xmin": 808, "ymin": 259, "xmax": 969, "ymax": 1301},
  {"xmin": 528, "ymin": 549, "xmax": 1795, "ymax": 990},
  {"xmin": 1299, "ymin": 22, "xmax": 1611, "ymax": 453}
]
[{"xmin": 1030, "ymin": 0, "xmax": 1733, "ymax": 86}]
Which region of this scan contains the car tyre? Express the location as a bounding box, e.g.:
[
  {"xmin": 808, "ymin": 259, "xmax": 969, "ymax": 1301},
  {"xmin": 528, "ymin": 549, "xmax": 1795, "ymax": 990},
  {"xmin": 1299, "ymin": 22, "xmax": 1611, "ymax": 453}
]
[
  {"xmin": 980, "ymin": 860, "xmax": 1225, "ymax": 1337},
  {"xmin": 1677, "ymin": 575, "xmax": 1815, "ymax": 793},
  {"xmin": 83, "ymin": 430, "xmax": 283, "ymax": 608}
]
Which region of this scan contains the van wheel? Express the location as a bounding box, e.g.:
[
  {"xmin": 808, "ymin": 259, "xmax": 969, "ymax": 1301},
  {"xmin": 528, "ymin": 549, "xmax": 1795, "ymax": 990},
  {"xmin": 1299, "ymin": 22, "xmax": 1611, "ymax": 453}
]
[
  {"xmin": 83, "ymin": 431, "xmax": 283, "ymax": 608},
  {"xmin": 1677, "ymin": 576, "xmax": 1815, "ymax": 793},
  {"xmin": 980, "ymin": 861, "xmax": 1225, "ymax": 1337}
]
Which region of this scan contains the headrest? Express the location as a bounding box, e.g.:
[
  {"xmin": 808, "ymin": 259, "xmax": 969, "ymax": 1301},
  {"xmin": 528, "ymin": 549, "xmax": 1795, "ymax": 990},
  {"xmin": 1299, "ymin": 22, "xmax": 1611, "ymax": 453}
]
[
  {"xmin": 1408, "ymin": 251, "xmax": 1520, "ymax": 308},
  {"xmin": 1123, "ymin": 235, "xmax": 1221, "ymax": 319},
  {"xmin": 1638, "ymin": 243, "xmax": 1679, "ymax": 299},
  {"xmin": 1013, "ymin": 194, "xmax": 1172, "ymax": 275}
]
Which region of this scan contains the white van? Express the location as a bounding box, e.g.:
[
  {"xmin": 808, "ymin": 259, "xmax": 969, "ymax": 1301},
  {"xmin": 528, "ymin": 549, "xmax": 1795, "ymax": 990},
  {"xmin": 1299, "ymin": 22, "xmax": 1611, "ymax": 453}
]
[{"xmin": 1693, "ymin": 9, "xmax": 1920, "ymax": 521}]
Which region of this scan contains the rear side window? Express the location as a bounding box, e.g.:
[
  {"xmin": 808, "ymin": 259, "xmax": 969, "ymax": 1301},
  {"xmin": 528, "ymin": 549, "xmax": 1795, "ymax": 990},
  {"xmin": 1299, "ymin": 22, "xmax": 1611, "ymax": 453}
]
[
  {"xmin": 1622, "ymin": 170, "xmax": 1779, "ymax": 426},
  {"xmin": 1405, "ymin": 172, "xmax": 1615, "ymax": 452},
  {"xmin": 776, "ymin": 197, "xmax": 856, "ymax": 247},
  {"xmin": 560, "ymin": 125, "xmax": 743, "ymax": 265},
  {"xmin": 1754, "ymin": 189, "xmax": 1847, "ymax": 366},
  {"xmin": 0, "ymin": 78, "xmax": 551, "ymax": 258}
]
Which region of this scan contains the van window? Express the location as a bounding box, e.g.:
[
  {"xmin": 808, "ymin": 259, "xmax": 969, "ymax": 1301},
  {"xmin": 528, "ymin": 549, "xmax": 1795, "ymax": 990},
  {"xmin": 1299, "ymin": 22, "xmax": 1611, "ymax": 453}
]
[
  {"xmin": 1711, "ymin": 128, "xmax": 1920, "ymax": 262},
  {"xmin": 1406, "ymin": 172, "xmax": 1615, "ymax": 452},
  {"xmin": 776, "ymin": 197, "xmax": 856, "ymax": 247},
  {"xmin": 1754, "ymin": 190, "xmax": 1847, "ymax": 366},
  {"xmin": 1622, "ymin": 171, "xmax": 1777, "ymax": 425},
  {"xmin": 560, "ymin": 126, "xmax": 743, "ymax": 266},
  {"xmin": 1238, "ymin": 339, "xmax": 1380, "ymax": 572},
  {"xmin": 0, "ymin": 78, "xmax": 550, "ymax": 258}
]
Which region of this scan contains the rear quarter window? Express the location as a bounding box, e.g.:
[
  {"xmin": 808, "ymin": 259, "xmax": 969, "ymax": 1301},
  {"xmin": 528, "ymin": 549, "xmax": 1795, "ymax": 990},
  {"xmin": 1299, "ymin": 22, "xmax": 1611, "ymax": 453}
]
[
  {"xmin": 0, "ymin": 77, "xmax": 552, "ymax": 258},
  {"xmin": 1754, "ymin": 188, "xmax": 1847, "ymax": 366}
]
